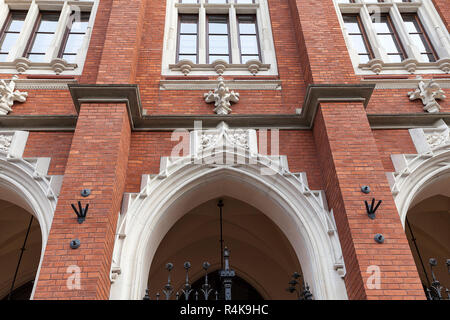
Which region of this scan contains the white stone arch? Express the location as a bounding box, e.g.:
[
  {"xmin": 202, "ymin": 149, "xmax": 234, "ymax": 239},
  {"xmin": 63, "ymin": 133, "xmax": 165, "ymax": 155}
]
[
  {"xmin": 0, "ymin": 130, "xmax": 62, "ymax": 298},
  {"xmin": 387, "ymin": 119, "xmax": 450, "ymax": 227},
  {"xmin": 110, "ymin": 123, "xmax": 348, "ymax": 300}
]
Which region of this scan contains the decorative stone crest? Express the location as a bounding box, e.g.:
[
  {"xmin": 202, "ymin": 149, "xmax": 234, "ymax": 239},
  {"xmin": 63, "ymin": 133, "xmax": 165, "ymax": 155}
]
[
  {"xmin": 0, "ymin": 135, "xmax": 12, "ymax": 153},
  {"xmin": 204, "ymin": 77, "xmax": 240, "ymax": 115},
  {"xmin": 0, "ymin": 76, "xmax": 28, "ymax": 115},
  {"xmin": 408, "ymin": 80, "xmax": 446, "ymax": 113}
]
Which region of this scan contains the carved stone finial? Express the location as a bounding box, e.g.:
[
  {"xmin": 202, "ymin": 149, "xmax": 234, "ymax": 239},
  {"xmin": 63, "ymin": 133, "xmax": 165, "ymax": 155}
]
[
  {"xmin": 408, "ymin": 80, "xmax": 446, "ymax": 113},
  {"xmin": 204, "ymin": 77, "xmax": 239, "ymax": 115},
  {"xmin": 0, "ymin": 76, "xmax": 28, "ymax": 115}
]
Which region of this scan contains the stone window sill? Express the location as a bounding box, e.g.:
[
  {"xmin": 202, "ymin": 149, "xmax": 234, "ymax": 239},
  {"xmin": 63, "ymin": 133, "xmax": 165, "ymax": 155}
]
[{"xmin": 168, "ymin": 59, "xmax": 271, "ymax": 76}]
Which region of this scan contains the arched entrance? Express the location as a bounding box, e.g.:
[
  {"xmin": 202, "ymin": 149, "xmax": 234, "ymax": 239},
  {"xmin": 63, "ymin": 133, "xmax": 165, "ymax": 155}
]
[
  {"xmin": 0, "ymin": 130, "xmax": 60, "ymax": 299},
  {"xmin": 404, "ymin": 172, "xmax": 450, "ymax": 299},
  {"xmin": 109, "ymin": 123, "xmax": 348, "ymax": 300},
  {"xmin": 0, "ymin": 200, "xmax": 42, "ymax": 300},
  {"xmin": 389, "ymin": 123, "xmax": 450, "ymax": 299},
  {"xmin": 147, "ymin": 197, "xmax": 303, "ymax": 300}
]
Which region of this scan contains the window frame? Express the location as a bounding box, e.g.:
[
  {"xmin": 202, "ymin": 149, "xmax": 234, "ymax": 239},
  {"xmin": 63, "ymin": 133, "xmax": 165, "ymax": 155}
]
[
  {"xmin": 0, "ymin": 10, "xmax": 27, "ymax": 62},
  {"xmin": 24, "ymin": 11, "xmax": 61, "ymax": 62},
  {"xmin": 58, "ymin": 11, "xmax": 91, "ymax": 63},
  {"xmin": 0, "ymin": 0, "xmax": 99, "ymax": 75},
  {"xmin": 163, "ymin": 0, "xmax": 278, "ymax": 76},
  {"xmin": 334, "ymin": 0, "xmax": 450, "ymax": 75},
  {"xmin": 236, "ymin": 14, "xmax": 261, "ymax": 64},
  {"xmin": 206, "ymin": 14, "xmax": 231, "ymax": 64}
]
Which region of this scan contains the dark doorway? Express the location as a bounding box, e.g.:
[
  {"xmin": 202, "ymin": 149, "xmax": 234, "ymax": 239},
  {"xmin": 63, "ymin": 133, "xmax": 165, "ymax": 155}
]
[{"xmin": 190, "ymin": 270, "xmax": 264, "ymax": 300}]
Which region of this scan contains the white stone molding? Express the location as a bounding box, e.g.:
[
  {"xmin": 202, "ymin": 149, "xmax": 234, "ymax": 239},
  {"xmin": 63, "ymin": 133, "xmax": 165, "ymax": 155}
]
[
  {"xmin": 109, "ymin": 122, "xmax": 348, "ymax": 300},
  {"xmin": 387, "ymin": 119, "xmax": 450, "ymax": 226},
  {"xmin": 169, "ymin": 59, "xmax": 271, "ymax": 76},
  {"xmin": 161, "ymin": 0, "xmax": 278, "ymax": 77},
  {"xmin": 160, "ymin": 78, "xmax": 282, "ymax": 91},
  {"xmin": 0, "ymin": 0, "xmax": 99, "ymax": 75},
  {"xmin": 334, "ymin": 0, "xmax": 450, "ymax": 75},
  {"xmin": 408, "ymin": 80, "xmax": 446, "ymax": 113},
  {"xmin": 204, "ymin": 77, "xmax": 240, "ymax": 115},
  {"xmin": 12, "ymin": 78, "xmax": 78, "ymax": 90},
  {"xmin": 0, "ymin": 130, "xmax": 62, "ymax": 299},
  {"xmin": 0, "ymin": 76, "xmax": 28, "ymax": 115},
  {"xmin": 361, "ymin": 77, "xmax": 450, "ymax": 90}
]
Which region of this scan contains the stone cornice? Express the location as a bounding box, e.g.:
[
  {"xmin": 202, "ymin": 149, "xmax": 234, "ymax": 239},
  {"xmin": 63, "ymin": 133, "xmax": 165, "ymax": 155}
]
[{"xmin": 17, "ymin": 83, "xmax": 450, "ymax": 132}]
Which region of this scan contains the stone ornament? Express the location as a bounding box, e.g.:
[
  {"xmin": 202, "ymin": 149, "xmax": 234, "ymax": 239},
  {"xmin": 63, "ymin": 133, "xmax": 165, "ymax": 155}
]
[
  {"xmin": 0, "ymin": 135, "xmax": 12, "ymax": 153},
  {"xmin": 408, "ymin": 80, "xmax": 446, "ymax": 113},
  {"xmin": 204, "ymin": 76, "xmax": 240, "ymax": 115},
  {"xmin": 0, "ymin": 75, "xmax": 28, "ymax": 115}
]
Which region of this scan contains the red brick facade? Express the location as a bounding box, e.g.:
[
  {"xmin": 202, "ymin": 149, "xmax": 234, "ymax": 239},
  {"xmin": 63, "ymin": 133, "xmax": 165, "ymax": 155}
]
[{"xmin": 2, "ymin": 0, "xmax": 448, "ymax": 300}]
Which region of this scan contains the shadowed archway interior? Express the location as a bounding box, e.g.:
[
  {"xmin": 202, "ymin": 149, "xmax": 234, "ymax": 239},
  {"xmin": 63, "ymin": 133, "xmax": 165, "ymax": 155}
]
[
  {"xmin": 147, "ymin": 196, "xmax": 303, "ymax": 300},
  {"xmin": 405, "ymin": 174, "xmax": 450, "ymax": 295},
  {"xmin": 0, "ymin": 199, "xmax": 42, "ymax": 300}
]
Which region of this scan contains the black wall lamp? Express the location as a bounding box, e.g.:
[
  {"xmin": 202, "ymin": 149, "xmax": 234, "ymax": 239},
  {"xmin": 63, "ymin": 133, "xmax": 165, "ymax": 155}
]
[
  {"xmin": 71, "ymin": 201, "xmax": 89, "ymax": 224},
  {"xmin": 365, "ymin": 198, "xmax": 382, "ymax": 220}
]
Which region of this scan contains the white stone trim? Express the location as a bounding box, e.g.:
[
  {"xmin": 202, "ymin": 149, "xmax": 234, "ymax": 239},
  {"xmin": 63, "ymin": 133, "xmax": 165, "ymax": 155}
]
[
  {"xmin": 361, "ymin": 77, "xmax": 450, "ymax": 89},
  {"xmin": 109, "ymin": 122, "xmax": 348, "ymax": 300},
  {"xmin": 334, "ymin": 0, "xmax": 450, "ymax": 75},
  {"xmin": 161, "ymin": 0, "xmax": 278, "ymax": 77},
  {"xmin": 0, "ymin": 130, "xmax": 62, "ymax": 299},
  {"xmin": 0, "ymin": 0, "xmax": 99, "ymax": 75},
  {"xmin": 12, "ymin": 78, "xmax": 78, "ymax": 90},
  {"xmin": 387, "ymin": 118, "xmax": 450, "ymax": 227},
  {"xmin": 160, "ymin": 78, "xmax": 281, "ymax": 90}
]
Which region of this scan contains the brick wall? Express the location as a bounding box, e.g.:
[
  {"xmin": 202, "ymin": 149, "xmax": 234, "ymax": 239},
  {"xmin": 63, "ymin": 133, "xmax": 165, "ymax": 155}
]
[
  {"xmin": 33, "ymin": 103, "xmax": 131, "ymax": 299},
  {"xmin": 313, "ymin": 102, "xmax": 425, "ymax": 300}
]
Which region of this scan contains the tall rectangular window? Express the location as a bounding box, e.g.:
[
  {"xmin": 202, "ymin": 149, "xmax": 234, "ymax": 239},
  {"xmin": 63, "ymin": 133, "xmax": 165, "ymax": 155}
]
[
  {"xmin": 58, "ymin": 12, "xmax": 90, "ymax": 63},
  {"xmin": 207, "ymin": 15, "xmax": 230, "ymax": 63},
  {"xmin": 343, "ymin": 15, "xmax": 373, "ymax": 63},
  {"xmin": 373, "ymin": 14, "xmax": 406, "ymax": 63},
  {"xmin": 25, "ymin": 11, "xmax": 61, "ymax": 62},
  {"xmin": 402, "ymin": 14, "xmax": 438, "ymax": 63},
  {"xmin": 0, "ymin": 11, "xmax": 27, "ymax": 62},
  {"xmin": 237, "ymin": 15, "xmax": 260, "ymax": 63},
  {"xmin": 177, "ymin": 15, "xmax": 198, "ymax": 63}
]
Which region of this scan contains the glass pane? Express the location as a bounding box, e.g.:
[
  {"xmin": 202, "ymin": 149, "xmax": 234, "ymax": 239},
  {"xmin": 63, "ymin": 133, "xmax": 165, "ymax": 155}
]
[
  {"xmin": 403, "ymin": 19, "xmax": 419, "ymax": 34},
  {"xmin": 9, "ymin": 16, "xmax": 26, "ymax": 33},
  {"xmin": 409, "ymin": 34, "xmax": 428, "ymax": 52},
  {"xmin": 62, "ymin": 54, "xmax": 76, "ymax": 63},
  {"xmin": 420, "ymin": 53, "xmax": 436, "ymax": 63},
  {"xmin": 209, "ymin": 35, "xmax": 229, "ymax": 54},
  {"xmin": 208, "ymin": 0, "xmax": 227, "ymax": 3},
  {"xmin": 27, "ymin": 53, "xmax": 46, "ymax": 62},
  {"xmin": 178, "ymin": 54, "xmax": 197, "ymax": 63},
  {"xmin": 349, "ymin": 34, "xmax": 369, "ymax": 54},
  {"xmin": 236, "ymin": 0, "xmax": 254, "ymax": 3},
  {"xmin": 179, "ymin": 34, "xmax": 197, "ymax": 53},
  {"xmin": 239, "ymin": 22, "xmax": 256, "ymax": 34},
  {"xmin": 180, "ymin": 0, "xmax": 198, "ymax": 3},
  {"xmin": 180, "ymin": 22, "xmax": 197, "ymax": 34},
  {"xmin": 240, "ymin": 35, "xmax": 258, "ymax": 54},
  {"xmin": 358, "ymin": 54, "xmax": 370, "ymax": 64},
  {"xmin": 377, "ymin": 34, "xmax": 400, "ymax": 54},
  {"xmin": 344, "ymin": 20, "xmax": 361, "ymax": 34},
  {"xmin": 241, "ymin": 55, "xmax": 259, "ymax": 63},
  {"xmin": 388, "ymin": 54, "xmax": 403, "ymax": 63},
  {"xmin": 373, "ymin": 21, "xmax": 391, "ymax": 34},
  {"xmin": 38, "ymin": 14, "xmax": 60, "ymax": 32},
  {"xmin": 208, "ymin": 16, "xmax": 228, "ymax": 34},
  {"xmin": 70, "ymin": 20, "xmax": 89, "ymax": 33},
  {"xmin": 0, "ymin": 33, "xmax": 19, "ymax": 52},
  {"xmin": 30, "ymin": 33, "xmax": 54, "ymax": 54},
  {"xmin": 0, "ymin": 53, "xmax": 7, "ymax": 62},
  {"xmin": 64, "ymin": 34, "xmax": 84, "ymax": 54},
  {"xmin": 209, "ymin": 55, "xmax": 229, "ymax": 63}
]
